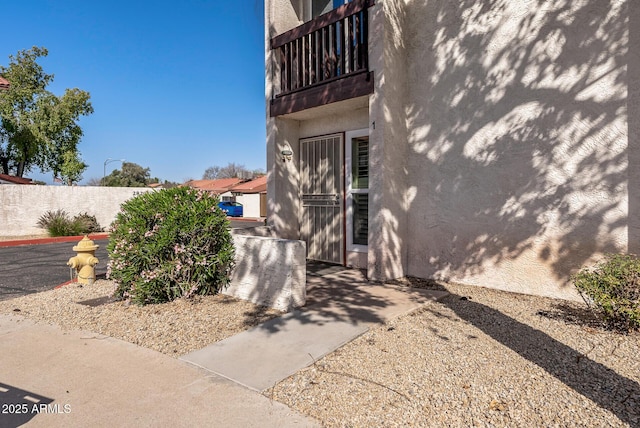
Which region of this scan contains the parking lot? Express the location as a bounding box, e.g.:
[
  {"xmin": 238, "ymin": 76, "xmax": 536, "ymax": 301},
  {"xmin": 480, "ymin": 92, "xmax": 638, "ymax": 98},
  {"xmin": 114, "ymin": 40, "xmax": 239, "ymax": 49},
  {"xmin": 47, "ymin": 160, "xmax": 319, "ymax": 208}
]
[
  {"xmin": 0, "ymin": 239, "xmax": 110, "ymax": 301},
  {"xmin": 0, "ymin": 219, "xmax": 262, "ymax": 302}
]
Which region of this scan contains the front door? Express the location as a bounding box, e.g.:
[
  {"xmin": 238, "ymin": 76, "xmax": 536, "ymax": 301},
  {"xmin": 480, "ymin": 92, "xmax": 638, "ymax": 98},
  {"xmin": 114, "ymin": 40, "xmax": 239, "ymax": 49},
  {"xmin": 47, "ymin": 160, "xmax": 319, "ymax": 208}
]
[{"xmin": 300, "ymin": 134, "xmax": 344, "ymax": 264}]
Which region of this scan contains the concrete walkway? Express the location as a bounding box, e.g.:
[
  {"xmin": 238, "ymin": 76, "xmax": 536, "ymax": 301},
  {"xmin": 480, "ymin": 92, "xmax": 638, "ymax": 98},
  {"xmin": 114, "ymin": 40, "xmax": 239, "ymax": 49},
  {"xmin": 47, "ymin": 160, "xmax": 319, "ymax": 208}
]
[
  {"xmin": 181, "ymin": 266, "xmax": 448, "ymax": 392},
  {"xmin": 0, "ymin": 314, "xmax": 320, "ymax": 428}
]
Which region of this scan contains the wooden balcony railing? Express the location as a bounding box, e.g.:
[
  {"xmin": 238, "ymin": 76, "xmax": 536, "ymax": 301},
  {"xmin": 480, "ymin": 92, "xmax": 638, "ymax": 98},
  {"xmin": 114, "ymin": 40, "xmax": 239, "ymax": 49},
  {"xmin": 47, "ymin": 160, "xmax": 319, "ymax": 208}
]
[{"xmin": 271, "ymin": 0, "xmax": 374, "ymax": 99}]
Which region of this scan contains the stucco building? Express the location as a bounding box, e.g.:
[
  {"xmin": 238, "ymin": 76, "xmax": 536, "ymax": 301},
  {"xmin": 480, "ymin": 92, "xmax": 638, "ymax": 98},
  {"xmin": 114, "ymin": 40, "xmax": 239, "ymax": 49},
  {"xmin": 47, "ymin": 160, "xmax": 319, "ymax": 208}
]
[
  {"xmin": 265, "ymin": 0, "xmax": 637, "ymax": 300},
  {"xmin": 231, "ymin": 175, "xmax": 268, "ymax": 218}
]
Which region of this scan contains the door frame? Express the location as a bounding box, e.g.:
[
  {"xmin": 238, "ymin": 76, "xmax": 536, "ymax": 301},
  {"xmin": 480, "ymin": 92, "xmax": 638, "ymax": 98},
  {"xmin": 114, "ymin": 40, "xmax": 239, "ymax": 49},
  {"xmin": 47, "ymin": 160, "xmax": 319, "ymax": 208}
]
[
  {"xmin": 299, "ymin": 133, "xmax": 345, "ymax": 264},
  {"xmin": 345, "ymin": 128, "xmax": 369, "ymax": 254}
]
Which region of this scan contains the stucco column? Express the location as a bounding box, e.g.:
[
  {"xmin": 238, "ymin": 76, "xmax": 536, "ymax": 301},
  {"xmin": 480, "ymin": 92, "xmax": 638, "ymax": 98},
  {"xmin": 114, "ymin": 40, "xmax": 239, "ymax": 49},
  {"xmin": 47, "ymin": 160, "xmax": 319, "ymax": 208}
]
[{"xmin": 367, "ymin": 0, "xmax": 410, "ymax": 281}]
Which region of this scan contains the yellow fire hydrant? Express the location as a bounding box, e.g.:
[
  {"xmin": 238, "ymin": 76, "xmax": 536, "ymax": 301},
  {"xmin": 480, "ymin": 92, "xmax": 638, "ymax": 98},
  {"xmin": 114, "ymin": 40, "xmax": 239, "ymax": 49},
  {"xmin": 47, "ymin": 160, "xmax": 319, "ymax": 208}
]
[{"xmin": 67, "ymin": 235, "xmax": 99, "ymax": 285}]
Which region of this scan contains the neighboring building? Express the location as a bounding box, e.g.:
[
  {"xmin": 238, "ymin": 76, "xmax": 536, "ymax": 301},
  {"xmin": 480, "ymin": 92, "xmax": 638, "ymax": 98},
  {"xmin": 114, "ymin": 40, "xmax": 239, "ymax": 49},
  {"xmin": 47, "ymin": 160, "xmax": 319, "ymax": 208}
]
[
  {"xmin": 0, "ymin": 76, "xmax": 9, "ymax": 90},
  {"xmin": 265, "ymin": 0, "xmax": 634, "ymax": 300},
  {"xmin": 184, "ymin": 178, "xmax": 245, "ymax": 201},
  {"xmin": 0, "ymin": 174, "xmax": 33, "ymax": 185},
  {"xmin": 230, "ymin": 175, "xmax": 267, "ymax": 218}
]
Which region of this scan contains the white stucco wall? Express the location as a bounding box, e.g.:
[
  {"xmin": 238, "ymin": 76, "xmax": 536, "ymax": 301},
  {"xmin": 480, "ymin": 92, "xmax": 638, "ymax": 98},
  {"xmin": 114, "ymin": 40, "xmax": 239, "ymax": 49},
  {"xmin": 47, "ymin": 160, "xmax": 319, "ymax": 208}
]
[
  {"xmin": 401, "ymin": 0, "xmax": 630, "ymax": 299},
  {"xmin": 235, "ymin": 193, "xmax": 262, "ymax": 218},
  {"xmin": 0, "ymin": 186, "xmax": 152, "ymax": 236},
  {"xmin": 225, "ymin": 233, "xmax": 307, "ymax": 312},
  {"xmin": 265, "ymin": 0, "xmax": 632, "ymax": 301},
  {"xmin": 367, "ymin": 0, "xmax": 411, "ymax": 281}
]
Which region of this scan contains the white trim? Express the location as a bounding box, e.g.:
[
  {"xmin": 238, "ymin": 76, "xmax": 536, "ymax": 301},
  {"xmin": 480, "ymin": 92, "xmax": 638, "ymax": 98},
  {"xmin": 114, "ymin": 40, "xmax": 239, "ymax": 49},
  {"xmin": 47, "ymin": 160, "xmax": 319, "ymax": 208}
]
[{"xmin": 345, "ymin": 128, "xmax": 369, "ymax": 253}]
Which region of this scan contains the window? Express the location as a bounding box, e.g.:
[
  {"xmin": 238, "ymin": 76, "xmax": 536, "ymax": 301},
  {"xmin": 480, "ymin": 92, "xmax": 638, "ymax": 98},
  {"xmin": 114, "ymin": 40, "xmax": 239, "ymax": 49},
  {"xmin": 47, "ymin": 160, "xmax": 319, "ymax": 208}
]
[
  {"xmin": 306, "ymin": 0, "xmax": 353, "ymax": 20},
  {"xmin": 346, "ymin": 129, "xmax": 369, "ymax": 251}
]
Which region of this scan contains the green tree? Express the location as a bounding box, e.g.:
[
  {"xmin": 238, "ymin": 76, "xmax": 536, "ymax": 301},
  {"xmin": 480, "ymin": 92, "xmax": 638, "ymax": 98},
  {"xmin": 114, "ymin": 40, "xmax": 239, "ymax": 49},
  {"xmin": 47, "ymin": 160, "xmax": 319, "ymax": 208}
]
[
  {"xmin": 0, "ymin": 46, "xmax": 93, "ymax": 179},
  {"xmin": 103, "ymin": 162, "xmax": 151, "ymax": 187}
]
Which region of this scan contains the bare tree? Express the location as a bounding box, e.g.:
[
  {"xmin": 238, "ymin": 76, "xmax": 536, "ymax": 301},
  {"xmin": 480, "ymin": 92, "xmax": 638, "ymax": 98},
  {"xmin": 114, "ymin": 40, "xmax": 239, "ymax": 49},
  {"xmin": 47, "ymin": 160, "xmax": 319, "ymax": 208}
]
[
  {"xmin": 202, "ymin": 162, "xmax": 262, "ymax": 179},
  {"xmin": 85, "ymin": 177, "xmax": 102, "ymax": 186}
]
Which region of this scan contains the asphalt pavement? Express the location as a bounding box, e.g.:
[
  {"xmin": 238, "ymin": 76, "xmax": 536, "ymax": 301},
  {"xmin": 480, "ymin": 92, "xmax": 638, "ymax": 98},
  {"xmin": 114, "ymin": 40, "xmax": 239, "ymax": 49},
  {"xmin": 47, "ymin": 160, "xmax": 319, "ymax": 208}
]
[
  {"xmin": 0, "ymin": 220, "xmax": 260, "ymax": 302},
  {"xmin": 0, "ymin": 239, "xmax": 109, "ymax": 301}
]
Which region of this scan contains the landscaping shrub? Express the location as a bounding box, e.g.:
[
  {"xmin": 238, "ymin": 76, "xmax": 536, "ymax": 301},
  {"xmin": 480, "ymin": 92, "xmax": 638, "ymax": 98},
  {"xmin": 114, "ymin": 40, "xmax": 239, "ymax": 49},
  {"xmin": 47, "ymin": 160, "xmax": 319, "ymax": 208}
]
[
  {"xmin": 37, "ymin": 209, "xmax": 102, "ymax": 236},
  {"xmin": 107, "ymin": 187, "xmax": 235, "ymax": 305},
  {"xmin": 73, "ymin": 212, "xmax": 103, "ymax": 233},
  {"xmin": 572, "ymin": 254, "xmax": 640, "ymax": 332}
]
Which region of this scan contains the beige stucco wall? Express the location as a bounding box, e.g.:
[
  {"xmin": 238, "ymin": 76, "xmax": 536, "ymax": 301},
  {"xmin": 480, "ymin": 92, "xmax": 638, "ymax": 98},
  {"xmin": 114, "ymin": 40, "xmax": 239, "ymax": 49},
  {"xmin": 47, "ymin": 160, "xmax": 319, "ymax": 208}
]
[
  {"xmin": 266, "ymin": 0, "xmax": 300, "ymax": 240},
  {"xmin": 630, "ymin": 3, "xmax": 640, "ymax": 254},
  {"xmin": 367, "ymin": 0, "xmax": 411, "ymax": 281},
  {"xmin": 0, "ymin": 185, "xmax": 152, "ymax": 236},
  {"xmin": 265, "ymin": 0, "xmax": 632, "ymax": 301},
  {"xmin": 401, "ymin": 0, "xmax": 630, "ymax": 299}
]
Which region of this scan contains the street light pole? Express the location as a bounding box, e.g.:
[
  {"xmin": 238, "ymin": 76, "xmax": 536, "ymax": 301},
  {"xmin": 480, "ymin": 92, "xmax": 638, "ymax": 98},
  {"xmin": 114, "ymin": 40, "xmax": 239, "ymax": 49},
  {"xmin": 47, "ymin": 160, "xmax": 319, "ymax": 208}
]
[{"xmin": 103, "ymin": 158, "xmax": 125, "ymax": 184}]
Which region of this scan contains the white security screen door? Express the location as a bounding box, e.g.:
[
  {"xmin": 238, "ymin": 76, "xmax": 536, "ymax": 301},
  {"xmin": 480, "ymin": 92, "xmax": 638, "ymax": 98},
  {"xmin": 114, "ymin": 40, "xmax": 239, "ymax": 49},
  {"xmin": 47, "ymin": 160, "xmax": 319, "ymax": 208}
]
[{"xmin": 300, "ymin": 133, "xmax": 344, "ymax": 264}]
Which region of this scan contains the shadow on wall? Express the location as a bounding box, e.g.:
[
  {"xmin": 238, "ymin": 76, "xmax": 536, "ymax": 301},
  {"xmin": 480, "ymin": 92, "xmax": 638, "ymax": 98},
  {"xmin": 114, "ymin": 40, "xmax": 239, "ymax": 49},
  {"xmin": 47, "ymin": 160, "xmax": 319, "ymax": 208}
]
[
  {"xmin": 266, "ymin": 1, "xmax": 634, "ymax": 292},
  {"xmin": 399, "ymin": 0, "xmax": 632, "ymax": 289},
  {"xmin": 629, "ymin": 2, "xmax": 640, "ymax": 254}
]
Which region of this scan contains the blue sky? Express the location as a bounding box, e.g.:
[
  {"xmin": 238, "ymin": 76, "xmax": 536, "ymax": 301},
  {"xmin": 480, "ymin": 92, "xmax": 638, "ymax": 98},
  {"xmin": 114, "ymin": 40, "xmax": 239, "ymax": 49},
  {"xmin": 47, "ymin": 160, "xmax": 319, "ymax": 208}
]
[{"xmin": 0, "ymin": 0, "xmax": 266, "ymax": 184}]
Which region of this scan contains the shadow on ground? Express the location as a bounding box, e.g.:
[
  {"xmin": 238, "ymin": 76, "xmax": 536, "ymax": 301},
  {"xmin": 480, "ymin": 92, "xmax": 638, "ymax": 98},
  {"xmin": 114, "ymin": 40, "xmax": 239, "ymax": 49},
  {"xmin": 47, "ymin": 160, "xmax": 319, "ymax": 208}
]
[{"xmin": 434, "ymin": 288, "xmax": 639, "ymax": 426}]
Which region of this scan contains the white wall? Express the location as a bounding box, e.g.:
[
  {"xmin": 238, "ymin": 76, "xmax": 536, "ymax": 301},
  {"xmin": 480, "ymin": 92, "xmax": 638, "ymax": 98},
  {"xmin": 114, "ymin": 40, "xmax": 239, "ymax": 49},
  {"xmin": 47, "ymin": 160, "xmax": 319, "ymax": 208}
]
[
  {"xmin": 0, "ymin": 185, "xmax": 152, "ymax": 236},
  {"xmin": 401, "ymin": 0, "xmax": 630, "ymax": 300},
  {"xmin": 224, "ymin": 232, "xmax": 306, "ymax": 312},
  {"xmin": 264, "ymin": 0, "xmax": 633, "ymax": 301},
  {"xmin": 235, "ymin": 193, "xmax": 262, "ymax": 218}
]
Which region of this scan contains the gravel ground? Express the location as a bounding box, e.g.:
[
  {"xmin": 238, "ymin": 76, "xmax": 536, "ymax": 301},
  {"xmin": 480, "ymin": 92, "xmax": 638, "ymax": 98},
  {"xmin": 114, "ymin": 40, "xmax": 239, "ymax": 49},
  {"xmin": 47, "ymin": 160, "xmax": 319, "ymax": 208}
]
[
  {"xmin": 0, "ymin": 279, "xmax": 282, "ymax": 356},
  {"xmin": 269, "ymin": 279, "xmax": 640, "ymax": 428},
  {"xmin": 1, "ymin": 277, "xmax": 638, "ymax": 427}
]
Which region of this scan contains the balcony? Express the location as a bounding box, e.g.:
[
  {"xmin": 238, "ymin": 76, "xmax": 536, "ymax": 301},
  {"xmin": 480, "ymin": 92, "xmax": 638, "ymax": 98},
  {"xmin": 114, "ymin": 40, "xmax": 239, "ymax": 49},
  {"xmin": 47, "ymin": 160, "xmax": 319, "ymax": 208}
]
[{"xmin": 270, "ymin": 0, "xmax": 375, "ymax": 117}]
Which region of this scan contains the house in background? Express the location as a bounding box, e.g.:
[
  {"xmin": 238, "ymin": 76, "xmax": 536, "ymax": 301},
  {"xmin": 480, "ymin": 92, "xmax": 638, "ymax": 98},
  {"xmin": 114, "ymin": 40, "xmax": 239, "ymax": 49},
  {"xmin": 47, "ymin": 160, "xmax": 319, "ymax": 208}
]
[
  {"xmin": 185, "ymin": 177, "xmax": 268, "ymax": 218},
  {"xmin": 265, "ymin": 0, "xmax": 636, "ymax": 300},
  {"xmin": 0, "ymin": 174, "xmax": 33, "ymax": 185},
  {"xmin": 0, "ymin": 76, "xmax": 9, "ymax": 90},
  {"xmin": 184, "ymin": 178, "xmax": 244, "ymax": 202},
  {"xmin": 230, "ymin": 175, "xmax": 267, "ymax": 218}
]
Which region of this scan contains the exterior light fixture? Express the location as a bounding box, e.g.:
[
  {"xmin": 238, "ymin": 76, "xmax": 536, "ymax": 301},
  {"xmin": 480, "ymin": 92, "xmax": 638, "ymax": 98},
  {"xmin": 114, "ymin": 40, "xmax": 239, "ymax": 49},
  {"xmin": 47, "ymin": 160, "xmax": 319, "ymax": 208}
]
[{"xmin": 281, "ymin": 149, "xmax": 293, "ymax": 162}]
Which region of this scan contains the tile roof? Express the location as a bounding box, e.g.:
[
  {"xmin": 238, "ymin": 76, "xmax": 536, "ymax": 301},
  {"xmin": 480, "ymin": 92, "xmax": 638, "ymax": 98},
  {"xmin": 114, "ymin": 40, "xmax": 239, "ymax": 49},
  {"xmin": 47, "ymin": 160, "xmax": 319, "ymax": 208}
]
[
  {"xmin": 0, "ymin": 76, "xmax": 9, "ymax": 90},
  {"xmin": 184, "ymin": 178, "xmax": 244, "ymax": 194},
  {"xmin": 0, "ymin": 174, "xmax": 33, "ymax": 184},
  {"xmin": 230, "ymin": 175, "xmax": 267, "ymax": 194}
]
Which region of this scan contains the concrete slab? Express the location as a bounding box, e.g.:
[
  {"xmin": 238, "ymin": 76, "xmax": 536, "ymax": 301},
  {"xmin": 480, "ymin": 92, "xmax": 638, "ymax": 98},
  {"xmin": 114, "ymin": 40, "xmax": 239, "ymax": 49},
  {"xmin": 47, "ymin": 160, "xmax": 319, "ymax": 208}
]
[
  {"xmin": 0, "ymin": 314, "xmax": 320, "ymax": 428},
  {"xmin": 306, "ymin": 276, "xmax": 450, "ymax": 325},
  {"xmin": 181, "ymin": 271, "xmax": 448, "ymax": 393},
  {"xmin": 181, "ymin": 311, "xmax": 369, "ymax": 392}
]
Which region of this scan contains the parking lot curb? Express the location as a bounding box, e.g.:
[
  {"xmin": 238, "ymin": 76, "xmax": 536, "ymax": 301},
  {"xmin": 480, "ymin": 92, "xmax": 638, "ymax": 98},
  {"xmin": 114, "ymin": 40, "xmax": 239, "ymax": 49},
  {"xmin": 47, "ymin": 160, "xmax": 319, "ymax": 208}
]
[{"xmin": 0, "ymin": 234, "xmax": 110, "ymax": 248}]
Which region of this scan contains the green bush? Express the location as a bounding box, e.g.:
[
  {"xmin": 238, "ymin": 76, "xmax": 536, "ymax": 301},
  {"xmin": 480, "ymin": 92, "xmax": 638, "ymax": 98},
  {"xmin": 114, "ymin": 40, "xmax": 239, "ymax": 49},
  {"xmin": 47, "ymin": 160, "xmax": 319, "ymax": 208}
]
[
  {"xmin": 107, "ymin": 187, "xmax": 235, "ymax": 305},
  {"xmin": 37, "ymin": 210, "xmax": 101, "ymax": 236},
  {"xmin": 73, "ymin": 212, "xmax": 103, "ymax": 233},
  {"xmin": 572, "ymin": 254, "xmax": 640, "ymax": 332}
]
